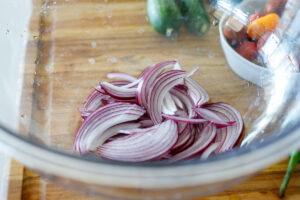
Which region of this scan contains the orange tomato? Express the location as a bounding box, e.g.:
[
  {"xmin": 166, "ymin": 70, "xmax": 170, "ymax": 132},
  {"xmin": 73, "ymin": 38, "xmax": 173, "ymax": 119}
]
[{"xmin": 247, "ymin": 13, "xmax": 280, "ymax": 40}]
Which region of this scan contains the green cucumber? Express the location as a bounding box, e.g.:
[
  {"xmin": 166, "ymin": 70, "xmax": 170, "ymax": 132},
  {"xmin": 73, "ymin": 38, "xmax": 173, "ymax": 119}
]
[
  {"xmin": 180, "ymin": 0, "xmax": 210, "ymax": 36},
  {"xmin": 147, "ymin": 0, "xmax": 182, "ymax": 36}
]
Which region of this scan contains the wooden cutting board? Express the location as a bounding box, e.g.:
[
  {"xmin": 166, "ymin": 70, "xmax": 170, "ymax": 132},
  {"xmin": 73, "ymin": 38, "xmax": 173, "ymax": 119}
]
[{"xmin": 9, "ymin": 0, "xmax": 300, "ymax": 199}]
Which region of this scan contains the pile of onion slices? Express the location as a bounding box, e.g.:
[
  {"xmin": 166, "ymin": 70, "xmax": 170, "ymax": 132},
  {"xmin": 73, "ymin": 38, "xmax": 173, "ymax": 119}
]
[{"xmin": 74, "ymin": 61, "xmax": 243, "ymax": 162}]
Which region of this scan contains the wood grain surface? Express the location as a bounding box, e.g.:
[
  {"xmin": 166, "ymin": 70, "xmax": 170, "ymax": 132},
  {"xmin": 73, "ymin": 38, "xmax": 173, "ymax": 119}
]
[{"xmin": 9, "ymin": 0, "xmax": 300, "ymax": 199}]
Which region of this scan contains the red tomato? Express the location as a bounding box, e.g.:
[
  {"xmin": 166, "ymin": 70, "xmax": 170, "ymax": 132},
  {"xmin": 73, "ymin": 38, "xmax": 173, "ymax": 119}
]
[
  {"xmin": 223, "ymin": 26, "xmax": 247, "ymax": 44},
  {"xmin": 236, "ymin": 41, "xmax": 257, "ymax": 61}
]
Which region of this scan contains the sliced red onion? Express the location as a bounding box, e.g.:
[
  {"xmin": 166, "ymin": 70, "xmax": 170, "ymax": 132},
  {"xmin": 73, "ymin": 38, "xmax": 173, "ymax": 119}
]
[
  {"xmin": 86, "ymin": 122, "xmax": 141, "ymax": 152},
  {"xmin": 121, "ymin": 79, "xmax": 141, "ymax": 88},
  {"xmin": 162, "ymin": 114, "xmax": 208, "ymax": 124},
  {"xmin": 169, "ymin": 123, "xmax": 217, "ymax": 161},
  {"xmin": 96, "ymin": 81, "xmax": 132, "ymax": 94},
  {"xmin": 171, "ymin": 93, "xmax": 184, "ymax": 109},
  {"xmin": 214, "ymin": 128, "xmax": 227, "ymax": 153},
  {"xmin": 100, "ymin": 82, "xmax": 136, "ymax": 99},
  {"xmin": 194, "ymin": 107, "xmax": 235, "ymax": 127},
  {"xmin": 187, "ymin": 66, "xmax": 200, "ymax": 77},
  {"xmin": 95, "ymin": 85, "xmax": 106, "ymax": 94},
  {"xmin": 138, "ymin": 66, "xmax": 152, "ymax": 79},
  {"xmin": 185, "ymin": 77, "xmax": 209, "ymax": 107},
  {"xmin": 137, "ymin": 60, "xmax": 178, "ymax": 108},
  {"xmin": 148, "ymin": 70, "xmax": 186, "ymax": 124},
  {"xmin": 98, "ymin": 120, "xmax": 178, "ymax": 162},
  {"xmin": 118, "ymin": 125, "xmax": 156, "ymax": 135},
  {"xmin": 170, "ymin": 88, "xmax": 194, "ymax": 118},
  {"xmin": 80, "ymin": 110, "xmax": 92, "ymax": 119},
  {"xmin": 101, "ymin": 97, "xmax": 138, "ymax": 105},
  {"xmin": 205, "ymin": 103, "xmax": 243, "ymax": 153},
  {"xmin": 162, "ymin": 92, "xmax": 177, "ymax": 115},
  {"xmin": 200, "ymin": 142, "xmax": 220, "ymax": 159},
  {"xmin": 75, "ymin": 61, "xmax": 244, "ymax": 162},
  {"xmin": 107, "ymin": 72, "xmax": 137, "ymax": 82},
  {"xmin": 173, "ymin": 62, "xmax": 182, "ymax": 70},
  {"xmin": 139, "ymin": 119, "xmax": 154, "ymax": 128},
  {"xmin": 82, "ymin": 89, "xmax": 104, "ymax": 112},
  {"xmin": 171, "ymin": 125, "xmax": 195, "ymax": 154},
  {"xmin": 178, "ymin": 121, "xmax": 188, "ymax": 134},
  {"xmin": 73, "ymin": 103, "xmax": 145, "ymax": 154}
]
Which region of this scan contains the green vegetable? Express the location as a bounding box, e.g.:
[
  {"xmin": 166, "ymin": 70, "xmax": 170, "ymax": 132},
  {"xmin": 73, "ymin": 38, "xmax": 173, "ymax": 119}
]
[
  {"xmin": 180, "ymin": 0, "xmax": 210, "ymax": 36},
  {"xmin": 147, "ymin": 0, "xmax": 182, "ymax": 36},
  {"xmin": 279, "ymin": 151, "xmax": 300, "ymax": 198}
]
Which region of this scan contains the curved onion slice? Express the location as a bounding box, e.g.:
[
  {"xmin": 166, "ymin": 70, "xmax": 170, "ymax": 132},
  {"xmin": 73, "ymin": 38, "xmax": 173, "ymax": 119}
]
[
  {"xmin": 194, "ymin": 107, "xmax": 235, "ymax": 127},
  {"xmin": 107, "ymin": 72, "xmax": 137, "ymax": 82},
  {"xmin": 170, "ymin": 88, "xmax": 194, "ymax": 118},
  {"xmin": 205, "ymin": 103, "xmax": 243, "ymax": 153},
  {"xmin": 169, "ymin": 123, "xmax": 217, "ymax": 161},
  {"xmin": 171, "ymin": 125, "xmax": 195, "ymax": 154},
  {"xmin": 200, "ymin": 142, "xmax": 220, "ymax": 159},
  {"xmin": 101, "ymin": 97, "xmax": 138, "ymax": 105},
  {"xmin": 82, "ymin": 89, "xmax": 104, "ymax": 111},
  {"xmin": 139, "ymin": 119, "xmax": 154, "ymax": 128},
  {"xmin": 98, "ymin": 120, "xmax": 178, "ymax": 162},
  {"xmin": 162, "ymin": 92, "xmax": 177, "ymax": 115},
  {"xmin": 187, "ymin": 66, "xmax": 200, "ymax": 77},
  {"xmin": 137, "ymin": 60, "xmax": 178, "ymax": 108},
  {"xmin": 100, "ymin": 82, "xmax": 137, "ymax": 99},
  {"xmin": 87, "ymin": 122, "xmax": 141, "ymax": 152},
  {"xmin": 73, "ymin": 103, "xmax": 145, "ymax": 154},
  {"xmin": 185, "ymin": 77, "xmax": 209, "ymax": 106},
  {"xmin": 162, "ymin": 114, "xmax": 208, "ymax": 124},
  {"xmin": 148, "ymin": 70, "xmax": 186, "ymax": 124}
]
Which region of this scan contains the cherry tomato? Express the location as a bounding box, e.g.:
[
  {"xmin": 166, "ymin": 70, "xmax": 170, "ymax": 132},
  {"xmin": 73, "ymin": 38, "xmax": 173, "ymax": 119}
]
[{"xmin": 236, "ymin": 41, "xmax": 257, "ymax": 61}]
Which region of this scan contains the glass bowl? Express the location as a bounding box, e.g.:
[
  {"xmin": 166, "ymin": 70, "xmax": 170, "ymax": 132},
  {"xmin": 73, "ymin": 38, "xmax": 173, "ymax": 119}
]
[{"xmin": 0, "ymin": 0, "xmax": 300, "ymax": 199}]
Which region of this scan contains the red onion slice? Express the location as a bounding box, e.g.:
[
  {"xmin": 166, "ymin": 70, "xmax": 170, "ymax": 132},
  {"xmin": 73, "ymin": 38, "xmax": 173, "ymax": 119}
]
[
  {"xmin": 100, "ymin": 82, "xmax": 137, "ymax": 99},
  {"xmin": 171, "ymin": 125, "xmax": 195, "ymax": 154},
  {"xmin": 137, "ymin": 66, "xmax": 151, "ymax": 79},
  {"xmin": 137, "ymin": 60, "xmax": 178, "ymax": 108},
  {"xmin": 148, "ymin": 70, "xmax": 186, "ymax": 124},
  {"xmin": 162, "ymin": 92, "xmax": 177, "ymax": 115},
  {"xmin": 139, "ymin": 119, "xmax": 154, "ymax": 128},
  {"xmin": 205, "ymin": 103, "xmax": 243, "ymax": 153},
  {"xmin": 214, "ymin": 128, "xmax": 227, "ymax": 153},
  {"xmin": 171, "ymin": 94, "xmax": 184, "ymax": 109},
  {"xmin": 107, "ymin": 72, "xmax": 137, "ymax": 82},
  {"xmin": 101, "ymin": 97, "xmax": 138, "ymax": 105},
  {"xmin": 170, "ymin": 88, "xmax": 194, "ymax": 118},
  {"xmin": 200, "ymin": 142, "xmax": 220, "ymax": 159},
  {"xmin": 194, "ymin": 107, "xmax": 235, "ymax": 127},
  {"xmin": 98, "ymin": 120, "xmax": 178, "ymax": 162},
  {"xmin": 187, "ymin": 66, "xmax": 200, "ymax": 77},
  {"xmin": 121, "ymin": 79, "xmax": 141, "ymax": 88},
  {"xmin": 82, "ymin": 89, "xmax": 104, "ymax": 112},
  {"xmin": 96, "ymin": 81, "xmax": 132, "ymax": 94},
  {"xmin": 185, "ymin": 77, "xmax": 209, "ymax": 107},
  {"xmin": 73, "ymin": 103, "xmax": 145, "ymax": 154},
  {"xmin": 87, "ymin": 122, "xmax": 141, "ymax": 152},
  {"xmin": 169, "ymin": 123, "xmax": 217, "ymax": 161},
  {"xmin": 162, "ymin": 114, "xmax": 208, "ymax": 124}
]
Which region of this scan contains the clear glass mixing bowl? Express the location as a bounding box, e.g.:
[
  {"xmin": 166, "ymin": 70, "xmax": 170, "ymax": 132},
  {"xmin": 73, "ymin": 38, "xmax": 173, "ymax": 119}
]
[{"xmin": 0, "ymin": 0, "xmax": 300, "ymax": 199}]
